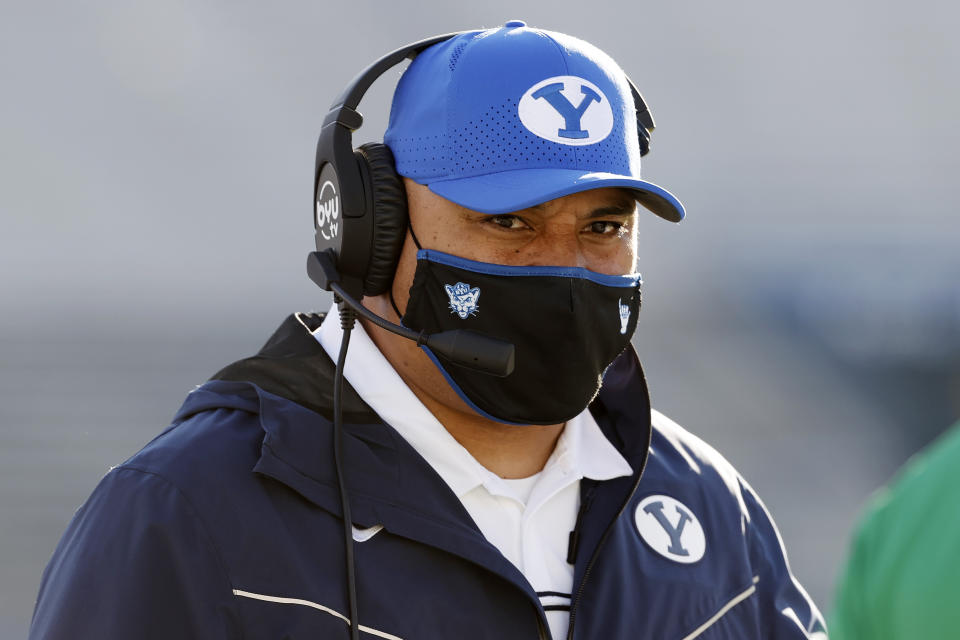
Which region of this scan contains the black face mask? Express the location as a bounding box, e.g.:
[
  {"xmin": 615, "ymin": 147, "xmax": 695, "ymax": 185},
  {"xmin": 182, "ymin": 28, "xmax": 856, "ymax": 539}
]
[{"xmin": 400, "ymin": 249, "xmax": 642, "ymax": 426}]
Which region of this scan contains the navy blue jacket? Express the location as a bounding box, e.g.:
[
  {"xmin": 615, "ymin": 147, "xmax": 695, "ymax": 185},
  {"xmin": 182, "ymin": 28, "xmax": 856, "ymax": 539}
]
[{"xmin": 30, "ymin": 313, "xmax": 827, "ymax": 639}]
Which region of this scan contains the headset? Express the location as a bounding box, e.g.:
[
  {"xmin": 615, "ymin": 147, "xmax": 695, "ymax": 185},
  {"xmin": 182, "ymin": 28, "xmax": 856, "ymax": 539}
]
[
  {"xmin": 310, "ymin": 30, "xmax": 657, "ymax": 302},
  {"xmin": 306, "ymin": 30, "xmax": 659, "ymax": 640}
]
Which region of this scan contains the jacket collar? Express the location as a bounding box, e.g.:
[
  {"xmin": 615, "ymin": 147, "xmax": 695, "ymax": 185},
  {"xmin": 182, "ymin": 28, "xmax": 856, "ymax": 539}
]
[
  {"xmin": 206, "ymin": 311, "xmax": 651, "ymax": 465},
  {"xmin": 189, "ymin": 312, "xmax": 652, "ymax": 599}
]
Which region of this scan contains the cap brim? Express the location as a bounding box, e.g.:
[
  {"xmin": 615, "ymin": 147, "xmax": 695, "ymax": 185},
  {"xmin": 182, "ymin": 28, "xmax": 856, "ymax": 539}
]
[{"xmin": 427, "ymin": 168, "xmax": 685, "ymax": 222}]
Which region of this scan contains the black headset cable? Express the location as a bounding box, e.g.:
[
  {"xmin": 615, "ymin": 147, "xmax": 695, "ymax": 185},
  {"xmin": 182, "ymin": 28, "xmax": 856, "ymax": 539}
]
[{"xmin": 333, "ymin": 296, "xmax": 361, "ymax": 640}]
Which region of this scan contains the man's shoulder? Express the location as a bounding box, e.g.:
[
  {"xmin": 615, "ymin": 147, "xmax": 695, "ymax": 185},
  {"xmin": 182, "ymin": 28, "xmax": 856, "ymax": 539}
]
[
  {"xmin": 30, "ymin": 381, "xmax": 282, "ymax": 640},
  {"xmin": 649, "ymin": 409, "xmax": 744, "ymax": 480},
  {"xmin": 114, "ymin": 381, "xmax": 270, "ymax": 503},
  {"xmin": 643, "ymin": 409, "xmax": 749, "ymax": 510},
  {"xmin": 116, "ymin": 308, "xmax": 364, "ymax": 495}
]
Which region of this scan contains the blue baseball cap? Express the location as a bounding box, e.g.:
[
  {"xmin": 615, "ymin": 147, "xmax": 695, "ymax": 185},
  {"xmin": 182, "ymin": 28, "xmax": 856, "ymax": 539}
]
[{"xmin": 384, "ymin": 21, "xmax": 685, "ymax": 222}]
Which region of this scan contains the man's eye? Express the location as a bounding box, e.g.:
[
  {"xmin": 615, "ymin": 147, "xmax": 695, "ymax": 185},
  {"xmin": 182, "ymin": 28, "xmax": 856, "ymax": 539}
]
[
  {"xmin": 587, "ymin": 221, "xmax": 624, "ymax": 236},
  {"xmin": 488, "ymin": 215, "xmax": 526, "ymax": 230}
]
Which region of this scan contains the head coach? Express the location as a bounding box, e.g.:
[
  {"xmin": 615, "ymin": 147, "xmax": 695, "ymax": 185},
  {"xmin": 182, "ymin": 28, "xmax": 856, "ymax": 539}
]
[{"xmin": 30, "ymin": 21, "xmax": 827, "ymax": 640}]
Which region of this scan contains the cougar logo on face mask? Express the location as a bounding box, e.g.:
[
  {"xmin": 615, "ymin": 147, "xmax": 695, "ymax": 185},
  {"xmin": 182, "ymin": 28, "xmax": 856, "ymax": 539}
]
[{"xmin": 445, "ymin": 282, "xmax": 481, "ymax": 319}]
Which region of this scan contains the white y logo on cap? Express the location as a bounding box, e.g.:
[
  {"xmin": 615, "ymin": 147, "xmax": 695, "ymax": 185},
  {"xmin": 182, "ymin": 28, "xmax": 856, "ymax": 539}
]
[
  {"xmin": 518, "ymin": 76, "xmax": 614, "ymax": 146},
  {"xmin": 634, "ymin": 494, "xmax": 706, "ymax": 563}
]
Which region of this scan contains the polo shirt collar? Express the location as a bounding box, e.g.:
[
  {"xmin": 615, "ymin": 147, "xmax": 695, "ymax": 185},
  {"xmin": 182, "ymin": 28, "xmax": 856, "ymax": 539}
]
[{"xmin": 315, "ymin": 305, "xmax": 487, "ymax": 498}]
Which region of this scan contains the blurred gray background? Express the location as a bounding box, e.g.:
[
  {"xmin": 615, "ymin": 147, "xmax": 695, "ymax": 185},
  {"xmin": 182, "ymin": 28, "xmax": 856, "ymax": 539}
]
[{"xmin": 2, "ymin": 1, "xmax": 958, "ymax": 637}]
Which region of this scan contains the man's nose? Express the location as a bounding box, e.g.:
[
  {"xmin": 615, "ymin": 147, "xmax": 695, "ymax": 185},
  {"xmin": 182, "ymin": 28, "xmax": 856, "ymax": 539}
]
[{"xmin": 523, "ymin": 230, "xmax": 585, "ymax": 268}]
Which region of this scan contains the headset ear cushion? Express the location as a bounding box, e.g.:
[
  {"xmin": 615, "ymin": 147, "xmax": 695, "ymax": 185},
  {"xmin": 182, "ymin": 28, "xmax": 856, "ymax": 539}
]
[{"xmin": 356, "ymin": 142, "xmax": 408, "ymax": 297}]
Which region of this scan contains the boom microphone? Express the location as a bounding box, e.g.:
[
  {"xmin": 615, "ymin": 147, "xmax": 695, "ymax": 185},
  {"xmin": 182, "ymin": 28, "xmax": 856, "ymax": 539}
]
[{"xmin": 307, "ymin": 250, "xmax": 516, "ymax": 378}]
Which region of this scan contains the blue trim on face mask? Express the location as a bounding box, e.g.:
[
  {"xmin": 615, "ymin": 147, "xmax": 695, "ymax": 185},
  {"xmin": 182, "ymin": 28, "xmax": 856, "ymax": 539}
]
[
  {"xmin": 396, "ymin": 315, "xmax": 535, "ymax": 425},
  {"xmin": 420, "ymin": 345, "xmax": 537, "ymax": 426},
  {"xmin": 417, "ymin": 249, "xmax": 642, "ymax": 288}
]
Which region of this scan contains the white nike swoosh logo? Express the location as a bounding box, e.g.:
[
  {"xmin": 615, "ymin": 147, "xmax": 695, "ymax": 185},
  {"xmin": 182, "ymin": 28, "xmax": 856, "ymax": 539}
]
[{"xmin": 351, "ymin": 524, "xmax": 384, "ymax": 542}]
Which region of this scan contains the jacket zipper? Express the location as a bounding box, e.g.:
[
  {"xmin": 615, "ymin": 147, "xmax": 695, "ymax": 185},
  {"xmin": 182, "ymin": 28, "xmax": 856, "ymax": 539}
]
[
  {"xmin": 565, "ymin": 470, "xmax": 646, "ymax": 640},
  {"xmin": 566, "ymin": 486, "xmax": 598, "ymax": 565}
]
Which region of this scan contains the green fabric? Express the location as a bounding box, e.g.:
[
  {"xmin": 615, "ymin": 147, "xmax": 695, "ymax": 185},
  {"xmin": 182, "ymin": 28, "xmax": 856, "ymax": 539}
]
[{"xmin": 830, "ymin": 421, "xmax": 960, "ymax": 640}]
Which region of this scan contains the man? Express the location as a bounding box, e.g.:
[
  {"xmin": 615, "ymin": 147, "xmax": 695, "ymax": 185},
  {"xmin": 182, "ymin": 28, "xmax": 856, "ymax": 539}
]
[
  {"xmin": 830, "ymin": 420, "xmax": 960, "ymax": 639},
  {"xmin": 30, "ymin": 22, "xmax": 827, "ymax": 639}
]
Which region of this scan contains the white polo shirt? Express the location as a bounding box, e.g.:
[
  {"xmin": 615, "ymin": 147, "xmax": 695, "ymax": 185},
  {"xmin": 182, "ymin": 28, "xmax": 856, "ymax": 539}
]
[{"xmin": 314, "ymin": 307, "xmax": 633, "ymax": 640}]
